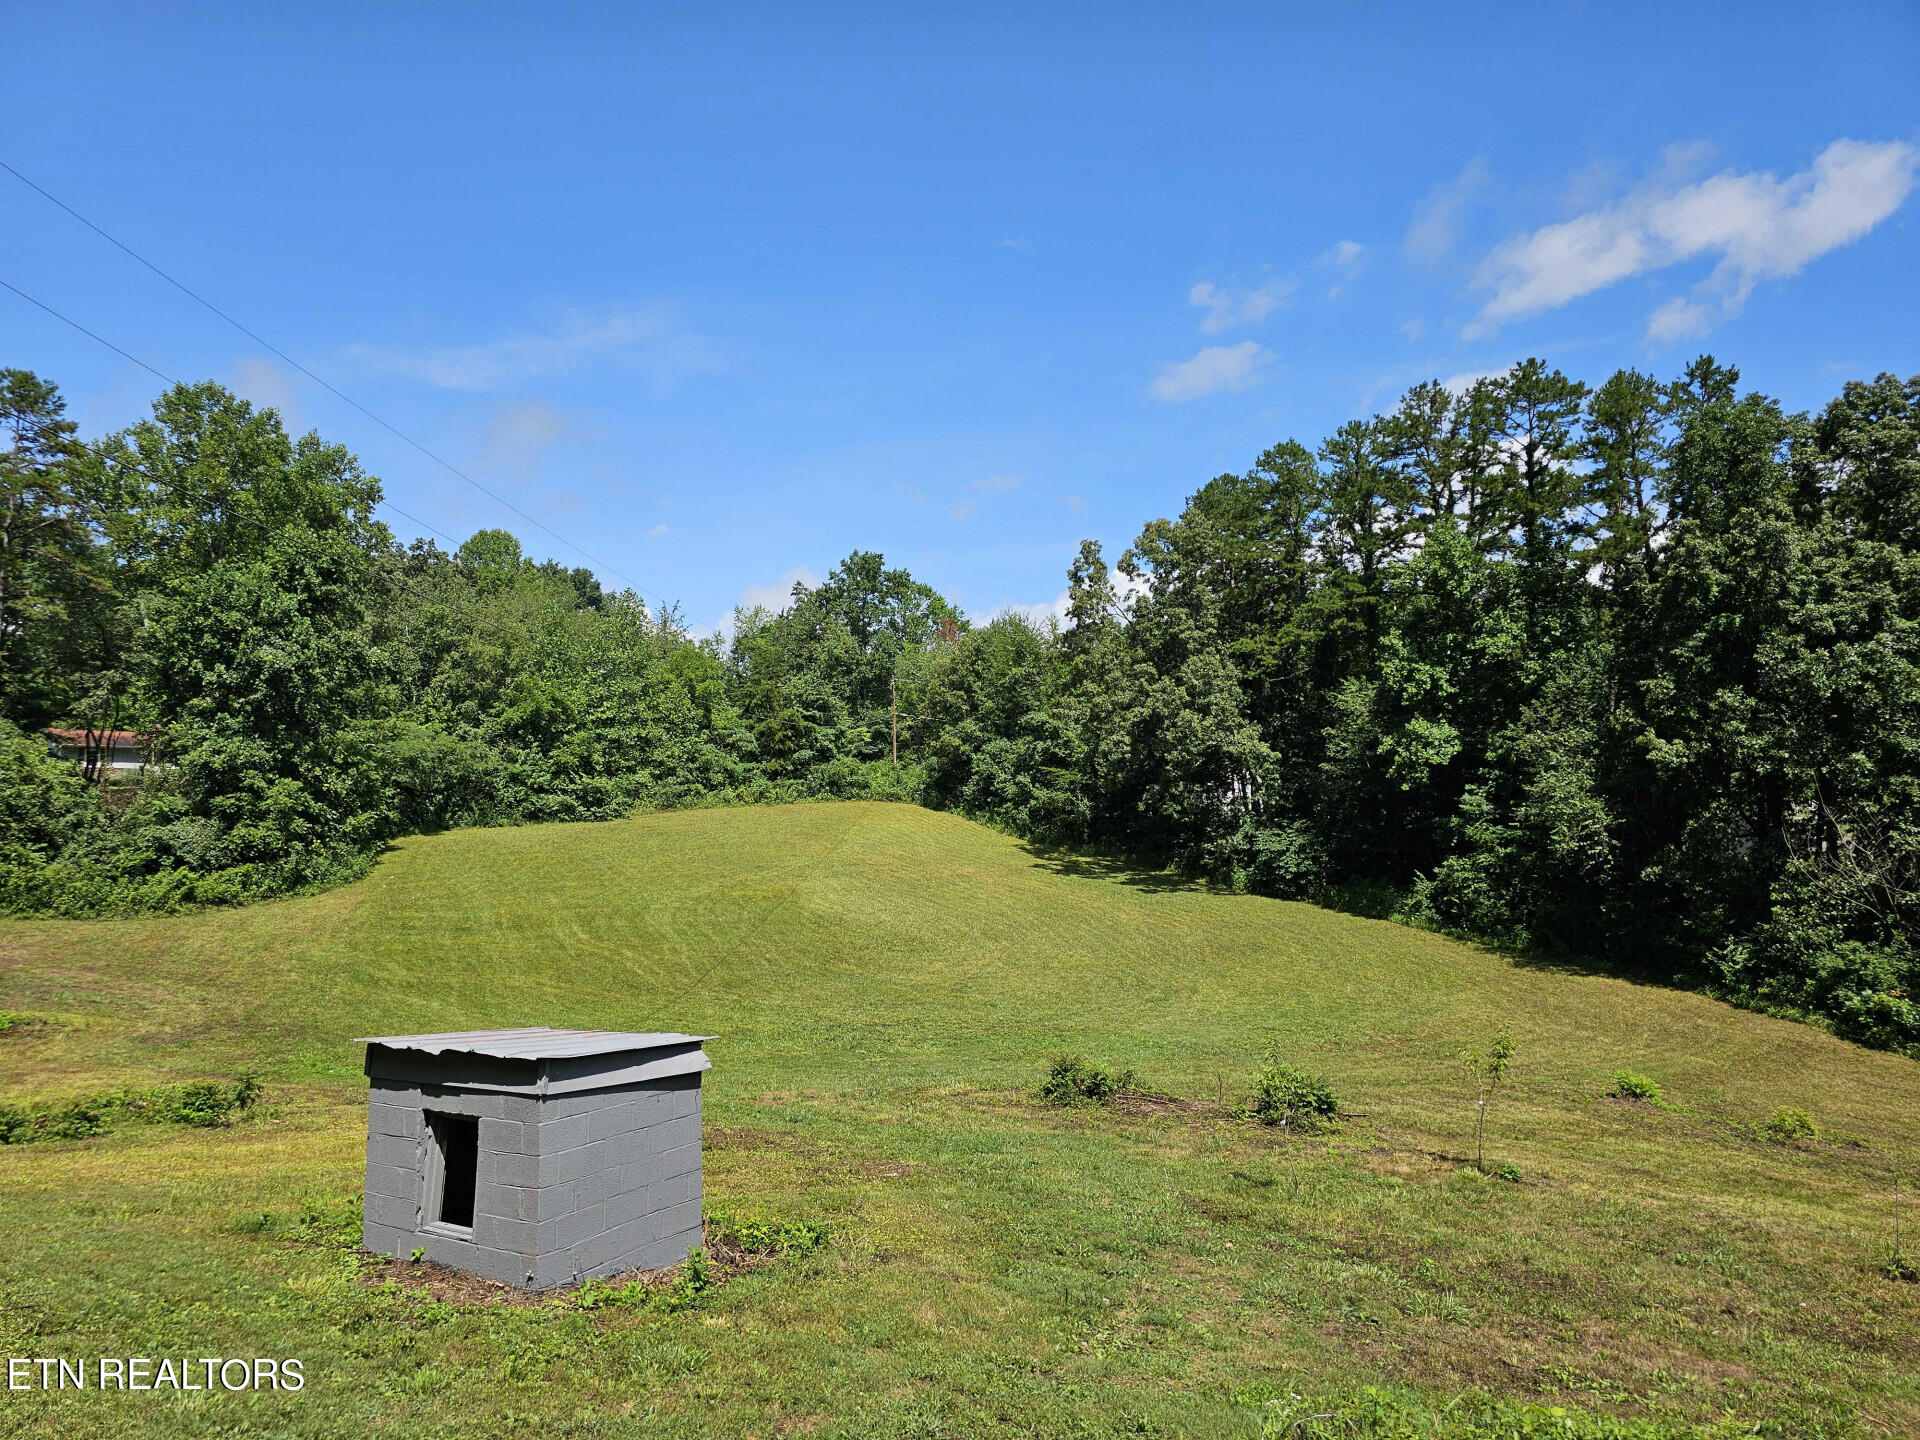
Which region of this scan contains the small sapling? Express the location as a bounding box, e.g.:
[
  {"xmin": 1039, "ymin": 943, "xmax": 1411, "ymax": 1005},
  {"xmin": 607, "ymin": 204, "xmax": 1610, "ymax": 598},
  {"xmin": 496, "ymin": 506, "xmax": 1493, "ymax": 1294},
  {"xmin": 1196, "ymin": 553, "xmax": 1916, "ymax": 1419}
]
[{"xmin": 1460, "ymin": 1027, "xmax": 1516, "ymax": 1173}]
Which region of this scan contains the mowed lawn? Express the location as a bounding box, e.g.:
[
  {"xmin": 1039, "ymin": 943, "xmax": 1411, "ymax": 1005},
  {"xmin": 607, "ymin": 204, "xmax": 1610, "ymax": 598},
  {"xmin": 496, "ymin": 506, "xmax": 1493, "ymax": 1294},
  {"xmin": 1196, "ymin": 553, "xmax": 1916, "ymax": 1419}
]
[{"xmin": 1, "ymin": 801, "xmax": 1917, "ymax": 1438}]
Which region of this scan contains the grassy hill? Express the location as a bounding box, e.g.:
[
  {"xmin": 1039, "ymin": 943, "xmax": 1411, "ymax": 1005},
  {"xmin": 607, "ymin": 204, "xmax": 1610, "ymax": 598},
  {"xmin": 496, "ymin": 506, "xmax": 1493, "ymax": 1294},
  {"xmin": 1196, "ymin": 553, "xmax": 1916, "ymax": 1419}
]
[{"xmin": 1, "ymin": 801, "xmax": 1916, "ymax": 1437}]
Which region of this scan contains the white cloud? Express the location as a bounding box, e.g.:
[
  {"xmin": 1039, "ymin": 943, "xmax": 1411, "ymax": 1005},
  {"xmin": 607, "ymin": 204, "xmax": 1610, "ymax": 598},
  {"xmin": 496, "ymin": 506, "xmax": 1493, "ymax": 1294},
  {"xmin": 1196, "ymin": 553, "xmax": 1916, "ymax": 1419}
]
[
  {"xmin": 1406, "ymin": 157, "xmax": 1491, "ymax": 264},
  {"xmin": 1009, "ymin": 565, "xmax": 1147, "ymax": 630},
  {"xmin": 647, "ymin": 522, "xmax": 670, "ymax": 536},
  {"xmin": 1401, "ymin": 318, "xmax": 1426, "ymax": 342},
  {"xmin": 347, "ymin": 305, "xmax": 720, "ymax": 390},
  {"xmin": 970, "ymin": 472, "xmax": 1024, "ymax": 493},
  {"xmin": 1012, "ymin": 591, "xmax": 1072, "ymax": 629},
  {"xmin": 1189, "ymin": 279, "xmax": 1294, "ymax": 334},
  {"xmin": 738, "ymin": 566, "xmax": 819, "ymax": 614},
  {"xmin": 1324, "ymin": 240, "xmax": 1364, "ymax": 297},
  {"xmin": 231, "ymin": 354, "xmax": 302, "ymax": 427},
  {"xmin": 1151, "ymin": 341, "xmax": 1270, "ymax": 402},
  {"xmin": 1442, "ymin": 366, "xmax": 1511, "ymax": 396},
  {"xmin": 1646, "ymin": 297, "xmax": 1714, "ymax": 343},
  {"xmin": 490, "ymin": 399, "xmax": 576, "ymax": 448},
  {"xmin": 1469, "ymin": 138, "xmax": 1917, "ymax": 339},
  {"xmin": 952, "ymin": 474, "xmax": 1022, "ymax": 522},
  {"xmin": 481, "ymin": 400, "xmax": 587, "ymax": 480}
]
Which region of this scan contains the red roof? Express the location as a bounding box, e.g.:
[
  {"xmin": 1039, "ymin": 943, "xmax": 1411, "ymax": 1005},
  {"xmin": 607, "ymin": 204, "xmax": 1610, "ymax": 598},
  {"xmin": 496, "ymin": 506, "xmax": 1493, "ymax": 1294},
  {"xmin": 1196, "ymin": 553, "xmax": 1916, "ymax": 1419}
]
[{"xmin": 43, "ymin": 728, "xmax": 156, "ymax": 747}]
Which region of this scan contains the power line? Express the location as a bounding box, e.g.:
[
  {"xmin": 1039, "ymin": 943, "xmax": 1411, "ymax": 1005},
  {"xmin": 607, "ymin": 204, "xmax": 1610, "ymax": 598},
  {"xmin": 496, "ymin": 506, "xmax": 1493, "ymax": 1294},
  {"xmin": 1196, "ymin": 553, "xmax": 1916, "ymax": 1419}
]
[
  {"xmin": 1, "ymin": 276, "xmax": 175, "ymax": 387},
  {"xmin": 2, "ymin": 157, "xmax": 663, "ymax": 605},
  {"xmin": 0, "ymin": 274, "xmax": 457, "ymax": 549}
]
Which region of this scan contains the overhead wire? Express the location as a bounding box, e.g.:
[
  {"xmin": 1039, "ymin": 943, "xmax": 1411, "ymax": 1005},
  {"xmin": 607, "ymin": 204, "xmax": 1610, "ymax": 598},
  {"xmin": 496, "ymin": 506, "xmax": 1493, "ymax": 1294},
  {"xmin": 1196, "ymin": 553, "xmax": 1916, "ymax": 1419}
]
[
  {"xmin": 1, "ymin": 157, "xmax": 665, "ymax": 607},
  {"xmin": 0, "ymin": 275, "xmax": 458, "ymax": 549},
  {"xmin": 1, "ymin": 276, "xmax": 175, "ymax": 387}
]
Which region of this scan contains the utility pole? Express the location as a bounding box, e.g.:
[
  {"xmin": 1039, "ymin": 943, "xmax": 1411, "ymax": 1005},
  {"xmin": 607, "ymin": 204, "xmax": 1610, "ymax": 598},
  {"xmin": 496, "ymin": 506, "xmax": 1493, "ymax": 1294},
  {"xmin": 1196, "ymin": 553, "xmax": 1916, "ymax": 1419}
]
[{"xmin": 890, "ymin": 676, "xmax": 898, "ymax": 765}]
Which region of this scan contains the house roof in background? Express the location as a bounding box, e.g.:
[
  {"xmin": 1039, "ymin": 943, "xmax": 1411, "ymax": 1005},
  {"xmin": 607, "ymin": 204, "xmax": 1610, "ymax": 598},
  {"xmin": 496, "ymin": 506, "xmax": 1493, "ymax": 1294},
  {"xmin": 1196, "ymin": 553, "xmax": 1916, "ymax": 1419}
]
[{"xmin": 43, "ymin": 728, "xmax": 154, "ymax": 747}]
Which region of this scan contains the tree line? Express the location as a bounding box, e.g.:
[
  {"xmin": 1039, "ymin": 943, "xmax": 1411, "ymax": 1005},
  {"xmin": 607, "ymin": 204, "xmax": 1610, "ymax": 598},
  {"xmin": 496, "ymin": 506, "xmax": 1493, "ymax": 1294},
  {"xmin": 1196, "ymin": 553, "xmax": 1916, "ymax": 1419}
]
[{"xmin": 2, "ymin": 360, "xmax": 1916, "ymax": 1057}]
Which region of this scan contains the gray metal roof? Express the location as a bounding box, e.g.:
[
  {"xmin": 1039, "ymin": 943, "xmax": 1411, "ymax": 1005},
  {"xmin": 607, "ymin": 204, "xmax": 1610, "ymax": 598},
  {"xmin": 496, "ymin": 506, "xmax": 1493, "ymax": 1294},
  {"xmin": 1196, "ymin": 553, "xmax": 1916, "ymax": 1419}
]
[{"xmin": 355, "ymin": 1027, "xmax": 713, "ymax": 1061}]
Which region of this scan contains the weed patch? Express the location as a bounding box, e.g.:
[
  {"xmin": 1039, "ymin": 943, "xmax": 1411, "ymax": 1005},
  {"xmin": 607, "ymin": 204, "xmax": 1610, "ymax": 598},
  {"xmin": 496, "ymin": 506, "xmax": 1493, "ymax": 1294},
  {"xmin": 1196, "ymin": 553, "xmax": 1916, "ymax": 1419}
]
[
  {"xmin": 1610, "ymin": 1069, "xmax": 1664, "ymax": 1103},
  {"xmin": 705, "ymin": 1207, "xmax": 829, "ymax": 1260},
  {"xmin": 1764, "ymin": 1106, "xmax": 1818, "ymax": 1142},
  {"xmin": 1041, "ymin": 1055, "xmax": 1140, "ymax": 1106},
  {"xmin": 0, "ymin": 1074, "xmax": 261, "ymax": 1144}
]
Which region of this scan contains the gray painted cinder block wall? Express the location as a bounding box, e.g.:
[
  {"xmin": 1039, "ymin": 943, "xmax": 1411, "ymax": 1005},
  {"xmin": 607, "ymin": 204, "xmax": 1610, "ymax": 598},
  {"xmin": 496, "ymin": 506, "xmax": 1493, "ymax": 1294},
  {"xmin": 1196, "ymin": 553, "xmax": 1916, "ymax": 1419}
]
[{"xmin": 361, "ymin": 1046, "xmax": 706, "ymax": 1290}]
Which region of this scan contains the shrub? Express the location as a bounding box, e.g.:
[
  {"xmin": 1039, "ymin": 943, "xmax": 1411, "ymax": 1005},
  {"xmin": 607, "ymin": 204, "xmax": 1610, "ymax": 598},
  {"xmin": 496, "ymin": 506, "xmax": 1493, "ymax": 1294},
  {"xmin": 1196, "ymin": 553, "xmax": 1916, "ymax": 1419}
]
[
  {"xmin": 1610, "ymin": 1069, "xmax": 1663, "ymax": 1102},
  {"xmin": 1237, "ymin": 820, "xmax": 1328, "ymax": 901},
  {"xmin": 1765, "ymin": 1106, "xmax": 1818, "ymax": 1142},
  {"xmin": 1252, "ymin": 1054, "xmax": 1338, "ymax": 1128},
  {"xmin": 1040, "ymin": 1055, "xmax": 1138, "ymax": 1106},
  {"xmin": 0, "ymin": 1074, "xmax": 262, "ymax": 1144},
  {"xmin": 1496, "ymin": 1162, "xmax": 1523, "ymax": 1183},
  {"xmin": 0, "ymin": 1100, "xmax": 106, "ymax": 1144}
]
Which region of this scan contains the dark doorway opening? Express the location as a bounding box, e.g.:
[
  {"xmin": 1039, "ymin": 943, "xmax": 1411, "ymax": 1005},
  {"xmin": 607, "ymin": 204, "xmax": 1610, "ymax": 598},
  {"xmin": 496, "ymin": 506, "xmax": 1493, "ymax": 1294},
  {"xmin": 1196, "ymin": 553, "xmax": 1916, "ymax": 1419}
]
[{"xmin": 428, "ymin": 1113, "xmax": 478, "ymax": 1230}]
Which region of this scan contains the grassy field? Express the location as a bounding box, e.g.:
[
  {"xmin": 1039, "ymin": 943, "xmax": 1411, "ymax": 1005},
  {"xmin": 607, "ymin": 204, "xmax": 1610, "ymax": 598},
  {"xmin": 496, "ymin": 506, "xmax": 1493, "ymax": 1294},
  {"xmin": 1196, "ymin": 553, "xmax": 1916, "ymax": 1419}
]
[{"xmin": 1, "ymin": 801, "xmax": 1917, "ymax": 1438}]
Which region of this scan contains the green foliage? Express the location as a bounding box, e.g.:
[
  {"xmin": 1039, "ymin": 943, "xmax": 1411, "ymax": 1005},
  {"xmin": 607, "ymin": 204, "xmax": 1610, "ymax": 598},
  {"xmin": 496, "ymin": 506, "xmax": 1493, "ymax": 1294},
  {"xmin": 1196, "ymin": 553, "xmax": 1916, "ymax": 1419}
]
[
  {"xmin": 1496, "ymin": 1161, "xmax": 1523, "ymax": 1183},
  {"xmin": 1252, "ymin": 1054, "xmax": 1339, "ymax": 1127},
  {"xmin": 706, "ymin": 1209, "xmax": 829, "ymax": 1257},
  {"xmin": 0, "ymin": 368, "xmax": 97, "ymax": 726},
  {"xmin": 568, "ymin": 1212, "xmax": 825, "ymax": 1316},
  {"xmin": 1040, "ymin": 1055, "xmax": 1138, "ymax": 1106},
  {"xmin": 0, "ymin": 1074, "xmax": 261, "ymax": 1144},
  {"xmin": 1611, "ymin": 1069, "xmax": 1664, "ymax": 1102},
  {"xmin": 1764, "ymin": 1106, "xmax": 1818, "ymax": 1142},
  {"xmin": 159, "ymin": 1074, "xmax": 263, "ymax": 1127},
  {"xmin": 290, "ymin": 1193, "xmax": 364, "ymax": 1250},
  {"xmin": 0, "ymin": 718, "xmax": 108, "ymax": 870},
  {"xmin": 656, "ymin": 1247, "xmax": 714, "ymax": 1312},
  {"xmin": 4, "ymin": 356, "xmax": 1919, "ymax": 1071},
  {"xmin": 572, "ymin": 1247, "xmax": 718, "ymax": 1314},
  {"xmin": 1462, "ymin": 1028, "xmax": 1518, "ymax": 1172},
  {"xmin": 1462, "ymin": 1028, "xmax": 1516, "ymax": 1088}
]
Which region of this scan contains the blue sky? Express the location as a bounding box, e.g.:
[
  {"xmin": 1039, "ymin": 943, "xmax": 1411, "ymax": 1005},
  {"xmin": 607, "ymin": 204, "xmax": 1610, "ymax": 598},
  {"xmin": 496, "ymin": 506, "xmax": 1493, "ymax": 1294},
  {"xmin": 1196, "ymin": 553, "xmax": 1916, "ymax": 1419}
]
[{"xmin": 7, "ymin": 2, "xmax": 1917, "ymax": 630}]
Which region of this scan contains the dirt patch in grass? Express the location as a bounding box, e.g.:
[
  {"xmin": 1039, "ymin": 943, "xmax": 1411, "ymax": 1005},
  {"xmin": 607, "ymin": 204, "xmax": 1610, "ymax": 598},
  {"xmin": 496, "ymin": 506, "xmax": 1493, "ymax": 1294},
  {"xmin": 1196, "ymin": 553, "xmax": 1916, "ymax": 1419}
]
[
  {"xmin": 359, "ymin": 1254, "xmax": 545, "ymax": 1306},
  {"xmin": 357, "ymin": 1224, "xmax": 804, "ymax": 1310},
  {"xmin": 1350, "ymin": 1144, "xmax": 1463, "ymax": 1180},
  {"xmin": 704, "ymin": 1124, "xmax": 794, "ymax": 1152},
  {"xmin": 950, "ymin": 1083, "xmax": 1228, "ymax": 1127},
  {"xmin": 1110, "ymin": 1089, "xmax": 1214, "ymax": 1118}
]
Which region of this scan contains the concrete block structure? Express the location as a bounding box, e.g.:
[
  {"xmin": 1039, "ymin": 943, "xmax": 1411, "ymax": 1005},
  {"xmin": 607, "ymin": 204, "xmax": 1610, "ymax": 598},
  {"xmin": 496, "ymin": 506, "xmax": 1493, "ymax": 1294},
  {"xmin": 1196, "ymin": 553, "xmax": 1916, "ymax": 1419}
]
[{"xmin": 358, "ymin": 1027, "xmax": 712, "ymax": 1289}]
